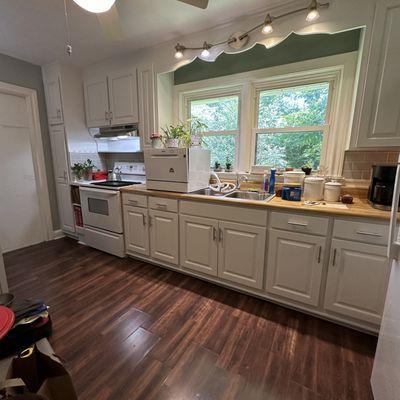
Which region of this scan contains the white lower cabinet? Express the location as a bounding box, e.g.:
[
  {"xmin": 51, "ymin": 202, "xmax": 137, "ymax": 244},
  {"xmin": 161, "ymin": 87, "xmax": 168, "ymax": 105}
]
[
  {"xmin": 149, "ymin": 209, "xmax": 179, "ymax": 265},
  {"xmin": 56, "ymin": 182, "xmax": 75, "ymax": 233},
  {"xmin": 123, "ymin": 206, "xmax": 149, "ymax": 256},
  {"xmin": 180, "ymin": 215, "xmax": 218, "ymax": 276},
  {"xmin": 218, "ymin": 221, "xmax": 266, "ymax": 289},
  {"xmin": 266, "ymin": 229, "xmax": 325, "ymax": 306},
  {"xmin": 324, "ymin": 239, "xmax": 390, "ymax": 325}
]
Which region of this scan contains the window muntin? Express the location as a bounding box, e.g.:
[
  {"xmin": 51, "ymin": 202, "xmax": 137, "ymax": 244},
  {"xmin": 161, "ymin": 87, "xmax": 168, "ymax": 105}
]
[{"xmin": 255, "ymin": 82, "xmax": 330, "ymax": 169}]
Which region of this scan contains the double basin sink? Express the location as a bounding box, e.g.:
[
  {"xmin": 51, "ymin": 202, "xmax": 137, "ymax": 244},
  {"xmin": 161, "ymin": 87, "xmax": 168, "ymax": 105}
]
[{"xmin": 192, "ymin": 188, "xmax": 275, "ymax": 202}]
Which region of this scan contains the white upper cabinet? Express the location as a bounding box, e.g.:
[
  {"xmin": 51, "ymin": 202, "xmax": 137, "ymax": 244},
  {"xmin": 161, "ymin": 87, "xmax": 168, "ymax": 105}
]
[
  {"xmin": 266, "ymin": 229, "xmax": 325, "ymax": 306},
  {"xmin": 324, "ymin": 239, "xmax": 390, "ymax": 324},
  {"xmin": 218, "ymin": 221, "xmax": 266, "ymax": 289},
  {"xmin": 84, "ymin": 68, "xmax": 138, "ymax": 128},
  {"xmin": 137, "ymin": 63, "xmax": 156, "ymax": 147},
  {"xmin": 353, "ymin": 0, "xmax": 400, "ymax": 147},
  {"xmin": 44, "ymin": 75, "xmax": 63, "ymax": 125},
  {"xmin": 108, "ymin": 70, "xmax": 139, "ymax": 125},
  {"xmin": 180, "ymin": 215, "xmax": 218, "ymax": 277},
  {"xmin": 84, "ymin": 77, "xmax": 109, "ymax": 127}
]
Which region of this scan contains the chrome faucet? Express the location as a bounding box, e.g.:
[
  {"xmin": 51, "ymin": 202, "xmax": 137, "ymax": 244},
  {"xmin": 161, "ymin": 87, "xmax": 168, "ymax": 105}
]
[{"xmin": 236, "ymin": 174, "xmax": 248, "ymax": 190}]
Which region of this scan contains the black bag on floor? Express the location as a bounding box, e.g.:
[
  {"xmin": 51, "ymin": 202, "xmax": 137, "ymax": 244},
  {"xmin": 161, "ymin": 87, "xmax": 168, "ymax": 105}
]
[{"xmin": 0, "ymin": 317, "xmax": 52, "ymax": 358}]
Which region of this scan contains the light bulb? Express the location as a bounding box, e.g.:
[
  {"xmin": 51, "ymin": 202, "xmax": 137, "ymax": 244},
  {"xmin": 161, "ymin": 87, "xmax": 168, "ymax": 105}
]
[
  {"xmin": 201, "ymin": 48, "xmax": 210, "ymax": 58},
  {"xmin": 174, "ymin": 44, "xmax": 185, "ymax": 59},
  {"xmin": 72, "ymin": 0, "xmax": 116, "ymax": 13},
  {"xmin": 306, "ymin": 8, "xmax": 320, "ymax": 22},
  {"xmin": 262, "ymin": 14, "xmax": 274, "ymax": 35}
]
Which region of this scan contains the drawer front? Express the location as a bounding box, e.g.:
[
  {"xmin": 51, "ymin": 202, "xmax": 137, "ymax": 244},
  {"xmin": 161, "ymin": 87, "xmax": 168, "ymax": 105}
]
[
  {"xmin": 122, "ymin": 193, "xmax": 148, "ymax": 208},
  {"xmin": 149, "ymin": 196, "xmax": 178, "ymax": 213},
  {"xmin": 270, "ymin": 211, "xmax": 329, "ymax": 236},
  {"xmin": 333, "ymin": 219, "xmax": 389, "ymax": 246}
]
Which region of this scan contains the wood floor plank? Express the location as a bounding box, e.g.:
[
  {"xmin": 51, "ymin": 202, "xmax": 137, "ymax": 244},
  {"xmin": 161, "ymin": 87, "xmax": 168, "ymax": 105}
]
[{"xmin": 4, "ymin": 238, "xmax": 376, "ymax": 400}]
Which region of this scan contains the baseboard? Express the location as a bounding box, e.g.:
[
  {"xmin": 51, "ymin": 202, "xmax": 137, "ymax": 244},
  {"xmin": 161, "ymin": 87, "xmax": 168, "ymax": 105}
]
[{"xmin": 51, "ymin": 229, "xmax": 65, "ymax": 240}]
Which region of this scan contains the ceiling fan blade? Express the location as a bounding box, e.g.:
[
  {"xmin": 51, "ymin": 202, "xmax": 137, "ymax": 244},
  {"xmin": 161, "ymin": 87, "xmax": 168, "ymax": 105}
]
[
  {"xmin": 177, "ymin": 0, "xmax": 209, "ymax": 9},
  {"xmin": 97, "ymin": 5, "xmax": 124, "ymax": 41}
]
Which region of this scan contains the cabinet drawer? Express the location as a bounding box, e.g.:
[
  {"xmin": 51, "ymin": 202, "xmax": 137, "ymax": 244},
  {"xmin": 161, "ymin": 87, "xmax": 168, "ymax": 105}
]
[
  {"xmin": 270, "ymin": 211, "xmax": 329, "ymax": 236},
  {"xmin": 122, "ymin": 193, "xmax": 147, "ymax": 208},
  {"xmin": 149, "ymin": 196, "xmax": 178, "ymax": 213},
  {"xmin": 333, "ymin": 219, "xmax": 389, "ymax": 246}
]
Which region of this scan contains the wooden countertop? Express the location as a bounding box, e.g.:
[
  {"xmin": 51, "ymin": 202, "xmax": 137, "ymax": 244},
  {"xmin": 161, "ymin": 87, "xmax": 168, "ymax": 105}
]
[{"xmin": 121, "ymin": 184, "xmax": 393, "ymax": 221}]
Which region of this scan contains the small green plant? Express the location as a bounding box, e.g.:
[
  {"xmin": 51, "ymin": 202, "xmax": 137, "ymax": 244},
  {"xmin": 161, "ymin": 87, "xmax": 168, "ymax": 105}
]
[
  {"xmin": 214, "ymin": 161, "xmax": 221, "ymax": 171},
  {"xmin": 161, "ymin": 122, "xmax": 190, "ymax": 147},
  {"xmin": 225, "ymin": 158, "xmax": 233, "ymax": 171},
  {"xmin": 71, "ymin": 159, "xmax": 95, "ymax": 180},
  {"xmin": 189, "ymin": 117, "xmax": 208, "ymax": 135}
]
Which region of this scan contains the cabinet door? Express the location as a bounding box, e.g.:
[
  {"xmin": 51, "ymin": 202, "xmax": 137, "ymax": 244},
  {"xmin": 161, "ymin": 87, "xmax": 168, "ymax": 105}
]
[
  {"xmin": 49, "ymin": 126, "xmax": 69, "ymax": 183},
  {"xmin": 56, "ymin": 182, "xmax": 75, "ymax": 233},
  {"xmin": 108, "ymin": 69, "xmax": 139, "ymax": 125},
  {"xmin": 266, "ymin": 229, "xmax": 325, "ymax": 306},
  {"xmin": 149, "ymin": 209, "xmax": 178, "ymax": 265},
  {"xmin": 180, "ymin": 215, "xmax": 218, "ymax": 276},
  {"xmin": 354, "ymin": 0, "xmax": 400, "ymax": 147},
  {"xmin": 44, "ymin": 76, "xmax": 63, "ymax": 125},
  {"xmin": 84, "ymin": 77, "xmax": 110, "ymax": 127},
  {"xmin": 123, "ymin": 206, "xmax": 149, "ymax": 256},
  {"xmin": 137, "ymin": 64, "xmax": 155, "ymax": 147},
  {"xmin": 218, "ymin": 221, "xmax": 266, "ymax": 289},
  {"xmin": 324, "ymin": 239, "xmax": 390, "ymax": 324}
]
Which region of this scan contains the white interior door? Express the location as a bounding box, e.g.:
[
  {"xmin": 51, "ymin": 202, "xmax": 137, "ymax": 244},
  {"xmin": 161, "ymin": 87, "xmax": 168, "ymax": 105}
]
[{"xmin": 0, "ymin": 91, "xmax": 45, "ymax": 252}]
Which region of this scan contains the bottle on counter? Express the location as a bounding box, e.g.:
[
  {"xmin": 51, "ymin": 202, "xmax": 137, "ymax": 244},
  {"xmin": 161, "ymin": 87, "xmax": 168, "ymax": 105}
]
[
  {"xmin": 263, "ymin": 171, "xmax": 269, "ymax": 192},
  {"xmin": 269, "ymin": 168, "xmax": 276, "ymax": 194}
]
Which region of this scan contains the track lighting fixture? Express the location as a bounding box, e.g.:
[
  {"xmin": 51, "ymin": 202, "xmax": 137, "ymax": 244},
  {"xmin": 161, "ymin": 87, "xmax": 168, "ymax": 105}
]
[{"xmin": 173, "ymin": 0, "xmax": 329, "ymax": 60}]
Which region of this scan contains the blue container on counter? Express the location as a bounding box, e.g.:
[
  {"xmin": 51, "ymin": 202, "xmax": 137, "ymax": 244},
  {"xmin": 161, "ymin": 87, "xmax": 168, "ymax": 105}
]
[{"xmin": 282, "ymin": 185, "xmax": 302, "ymax": 201}]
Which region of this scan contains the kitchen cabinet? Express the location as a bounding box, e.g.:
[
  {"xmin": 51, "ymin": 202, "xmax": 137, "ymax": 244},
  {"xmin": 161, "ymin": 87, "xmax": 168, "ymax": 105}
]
[
  {"xmin": 49, "ymin": 126, "xmax": 75, "ymax": 233},
  {"xmin": 83, "ymin": 69, "xmax": 138, "ymax": 128},
  {"xmin": 149, "ymin": 209, "xmax": 179, "ymax": 265},
  {"xmin": 266, "ymin": 229, "xmax": 325, "ymax": 306},
  {"xmin": 218, "ymin": 221, "xmax": 266, "ymax": 289},
  {"xmin": 180, "ymin": 215, "xmax": 218, "ymax": 276},
  {"xmin": 137, "ymin": 63, "xmax": 156, "ymax": 147},
  {"xmin": 123, "ymin": 206, "xmax": 149, "ymax": 256},
  {"xmin": 324, "ymin": 239, "xmax": 390, "ymax": 324},
  {"xmin": 44, "ymin": 74, "xmax": 63, "ymax": 125},
  {"xmin": 352, "ymin": 0, "xmax": 400, "ymax": 147}
]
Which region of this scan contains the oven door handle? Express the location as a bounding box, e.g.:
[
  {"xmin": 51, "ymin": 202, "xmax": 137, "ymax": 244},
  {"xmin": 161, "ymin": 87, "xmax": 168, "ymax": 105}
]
[{"xmin": 79, "ymin": 187, "xmax": 120, "ymax": 196}]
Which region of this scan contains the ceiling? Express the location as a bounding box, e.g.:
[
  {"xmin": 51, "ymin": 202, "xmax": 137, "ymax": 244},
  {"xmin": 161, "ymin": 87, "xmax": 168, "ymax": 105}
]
[{"xmin": 0, "ymin": 0, "xmax": 291, "ymax": 68}]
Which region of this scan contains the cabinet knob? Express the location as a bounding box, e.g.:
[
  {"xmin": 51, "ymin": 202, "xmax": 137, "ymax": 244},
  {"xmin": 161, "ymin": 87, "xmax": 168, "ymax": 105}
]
[{"xmin": 332, "ymin": 248, "xmax": 337, "ymax": 266}]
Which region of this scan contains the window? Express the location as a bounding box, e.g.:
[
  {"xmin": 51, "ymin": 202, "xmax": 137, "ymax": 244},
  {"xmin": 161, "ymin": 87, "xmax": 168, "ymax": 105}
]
[
  {"xmin": 254, "ymin": 82, "xmax": 330, "ymax": 169},
  {"xmin": 188, "ymin": 94, "xmax": 240, "ymax": 168}
]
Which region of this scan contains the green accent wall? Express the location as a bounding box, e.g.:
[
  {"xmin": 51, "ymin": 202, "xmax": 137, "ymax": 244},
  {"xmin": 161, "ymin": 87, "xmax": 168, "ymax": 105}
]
[{"xmin": 174, "ymin": 29, "xmax": 361, "ymax": 85}]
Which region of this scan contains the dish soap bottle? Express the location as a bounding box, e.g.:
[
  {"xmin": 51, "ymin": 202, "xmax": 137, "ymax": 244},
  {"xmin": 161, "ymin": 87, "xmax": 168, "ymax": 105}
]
[
  {"xmin": 263, "ymin": 171, "xmax": 269, "ymax": 192},
  {"xmin": 269, "ymin": 168, "xmax": 276, "ymax": 194}
]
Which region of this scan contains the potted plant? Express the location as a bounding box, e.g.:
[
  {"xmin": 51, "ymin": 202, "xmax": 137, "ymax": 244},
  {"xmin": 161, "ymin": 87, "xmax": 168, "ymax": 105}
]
[
  {"xmin": 150, "ymin": 132, "xmax": 163, "ymax": 149},
  {"xmin": 71, "ymin": 159, "xmax": 95, "ymax": 181},
  {"xmin": 189, "ymin": 117, "xmax": 207, "ymax": 147},
  {"xmin": 161, "ymin": 123, "xmax": 188, "ymax": 148},
  {"xmin": 214, "ymin": 161, "xmax": 222, "ymax": 172},
  {"xmin": 302, "ymin": 163, "xmax": 312, "ymax": 176},
  {"xmin": 71, "ymin": 163, "xmax": 85, "ymax": 181},
  {"xmin": 225, "ymin": 158, "xmax": 233, "ymax": 172}
]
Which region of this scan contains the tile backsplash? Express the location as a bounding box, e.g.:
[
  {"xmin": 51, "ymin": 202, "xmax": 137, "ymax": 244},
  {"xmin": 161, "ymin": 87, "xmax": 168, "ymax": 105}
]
[{"xmin": 342, "ymin": 150, "xmax": 399, "ymax": 180}]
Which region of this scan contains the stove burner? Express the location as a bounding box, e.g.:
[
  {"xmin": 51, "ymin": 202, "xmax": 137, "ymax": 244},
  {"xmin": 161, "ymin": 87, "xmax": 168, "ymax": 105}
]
[{"xmin": 91, "ymin": 180, "xmax": 142, "ymax": 188}]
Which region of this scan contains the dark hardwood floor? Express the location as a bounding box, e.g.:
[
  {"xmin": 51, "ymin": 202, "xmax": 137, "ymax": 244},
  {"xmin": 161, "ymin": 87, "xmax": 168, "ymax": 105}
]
[{"xmin": 4, "ymin": 238, "xmax": 377, "ymax": 400}]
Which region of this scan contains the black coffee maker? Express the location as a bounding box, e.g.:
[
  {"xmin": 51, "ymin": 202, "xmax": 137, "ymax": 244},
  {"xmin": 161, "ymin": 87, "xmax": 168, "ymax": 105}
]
[{"xmin": 368, "ymin": 164, "xmax": 398, "ymax": 210}]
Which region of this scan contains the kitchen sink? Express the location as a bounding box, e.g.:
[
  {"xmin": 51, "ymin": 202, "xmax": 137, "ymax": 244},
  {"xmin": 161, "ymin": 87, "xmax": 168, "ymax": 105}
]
[
  {"xmin": 191, "ymin": 188, "xmax": 227, "ymax": 197},
  {"xmin": 224, "ymin": 191, "xmax": 275, "ymax": 202}
]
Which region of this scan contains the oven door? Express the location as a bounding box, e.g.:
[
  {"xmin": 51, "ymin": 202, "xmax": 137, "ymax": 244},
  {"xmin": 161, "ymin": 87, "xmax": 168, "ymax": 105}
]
[{"xmin": 80, "ymin": 187, "xmax": 123, "ymax": 233}]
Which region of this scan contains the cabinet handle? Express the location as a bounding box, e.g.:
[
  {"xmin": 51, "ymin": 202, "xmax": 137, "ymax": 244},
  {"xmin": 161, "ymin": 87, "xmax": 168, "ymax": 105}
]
[
  {"xmin": 56, "ymin": 109, "xmax": 62, "ymax": 118},
  {"xmin": 148, "ymin": 216, "xmax": 152, "ymax": 227},
  {"xmin": 63, "ymin": 170, "xmax": 68, "ymax": 180},
  {"xmin": 288, "ymin": 221, "xmax": 308, "ymax": 227},
  {"xmin": 212, "ymin": 226, "xmax": 217, "ymax": 241},
  {"xmin": 142, "ymin": 215, "xmax": 146, "ymax": 226},
  {"xmin": 156, "ymin": 203, "xmax": 167, "ymax": 210},
  {"xmin": 317, "ymin": 246, "xmax": 322, "ymax": 264},
  {"xmin": 105, "ymin": 111, "xmax": 109, "ymax": 121},
  {"xmin": 356, "ymin": 230, "xmax": 382, "ymax": 238},
  {"xmin": 219, "ymin": 228, "xmax": 223, "ymax": 243},
  {"xmin": 109, "ymin": 111, "xmax": 113, "ymax": 120},
  {"xmin": 332, "ymin": 248, "xmax": 337, "ymax": 266},
  {"xmin": 128, "ymin": 199, "xmax": 138, "ymax": 205}
]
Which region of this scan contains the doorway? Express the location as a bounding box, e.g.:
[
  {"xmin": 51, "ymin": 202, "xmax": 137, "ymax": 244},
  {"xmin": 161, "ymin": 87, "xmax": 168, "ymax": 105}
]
[{"xmin": 0, "ymin": 81, "xmax": 52, "ymax": 252}]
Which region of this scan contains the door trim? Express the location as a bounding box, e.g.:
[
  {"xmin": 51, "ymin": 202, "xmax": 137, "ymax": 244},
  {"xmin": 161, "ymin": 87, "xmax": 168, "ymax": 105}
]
[{"xmin": 0, "ymin": 81, "xmax": 53, "ymax": 243}]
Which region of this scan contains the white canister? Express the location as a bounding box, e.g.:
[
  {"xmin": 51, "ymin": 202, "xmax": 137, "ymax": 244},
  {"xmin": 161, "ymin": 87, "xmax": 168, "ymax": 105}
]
[
  {"xmin": 283, "ymin": 170, "xmax": 306, "ymax": 185},
  {"xmin": 303, "ymin": 177, "xmax": 325, "ymax": 201},
  {"xmin": 324, "ymin": 182, "xmax": 342, "ymax": 202}
]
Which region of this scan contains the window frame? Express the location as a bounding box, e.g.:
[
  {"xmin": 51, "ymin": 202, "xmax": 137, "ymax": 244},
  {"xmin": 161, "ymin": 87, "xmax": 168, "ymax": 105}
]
[
  {"xmin": 182, "ymin": 86, "xmax": 243, "ymax": 169},
  {"xmin": 251, "ymin": 76, "xmax": 336, "ymax": 170}
]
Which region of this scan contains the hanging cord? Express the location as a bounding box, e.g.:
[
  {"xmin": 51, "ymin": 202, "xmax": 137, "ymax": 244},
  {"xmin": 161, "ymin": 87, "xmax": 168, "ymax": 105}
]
[{"xmin": 63, "ymin": 0, "xmax": 72, "ymax": 55}]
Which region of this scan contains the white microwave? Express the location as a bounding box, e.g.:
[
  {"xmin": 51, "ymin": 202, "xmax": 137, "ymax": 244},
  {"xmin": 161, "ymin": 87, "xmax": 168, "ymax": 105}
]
[{"xmin": 144, "ymin": 148, "xmax": 211, "ymax": 192}]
